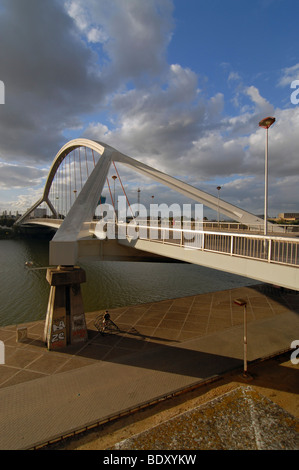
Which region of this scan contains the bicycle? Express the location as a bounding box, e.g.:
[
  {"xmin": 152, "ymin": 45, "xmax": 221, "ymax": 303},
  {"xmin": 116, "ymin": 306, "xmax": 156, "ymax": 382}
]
[{"xmin": 94, "ymin": 311, "xmax": 120, "ymax": 335}]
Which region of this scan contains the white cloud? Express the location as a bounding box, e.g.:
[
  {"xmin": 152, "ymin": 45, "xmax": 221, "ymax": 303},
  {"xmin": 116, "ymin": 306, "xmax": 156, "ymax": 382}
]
[
  {"xmin": 0, "ymin": 187, "xmax": 44, "ymax": 214},
  {"xmin": 245, "ymin": 86, "xmax": 274, "ymax": 115},
  {"xmin": 87, "ymin": 27, "xmax": 108, "ymax": 44},
  {"xmin": 278, "ymin": 63, "xmax": 299, "ymax": 87},
  {"xmin": 228, "ymin": 71, "xmax": 241, "ymax": 82},
  {"xmin": 0, "ymin": 162, "xmax": 48, "ymax": 189},
  {"xmin": 65, "ymin": 0, "xmax": 173, "ymax": 81},
  {"xmin": 0, "ymin": 0, "xmax": 298, "ymax": 218}
]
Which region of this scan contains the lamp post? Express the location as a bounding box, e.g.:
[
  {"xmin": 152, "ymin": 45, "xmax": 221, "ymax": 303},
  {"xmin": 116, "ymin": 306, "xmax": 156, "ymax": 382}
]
[
  {"xmin": 112, "ymin": 175, "xmax": 117, "ymax": 207},
  {"xmin": 217, "ymin": 186, "xmax": 221, "ymax": 225},
  {"xmin": 258, "ymin": 116, "xmax": 275, "ymax": 235},
  {"xmin": 137, "ymin": 188, "xmax": 141, "ymax": 216},
  {"xmin": 233, "ymin": 298, "xmax": 249, "ymax": 378}
]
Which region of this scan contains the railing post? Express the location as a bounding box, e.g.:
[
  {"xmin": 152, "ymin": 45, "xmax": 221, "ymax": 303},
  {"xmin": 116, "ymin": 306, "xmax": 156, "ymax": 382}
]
[
  {"xmin": 268, "ymin": 238, "xmax": 272, "ymax": 262},
  {"xmin": 230, "ymin": 235, "xmax": 234, "ymax": 256}
]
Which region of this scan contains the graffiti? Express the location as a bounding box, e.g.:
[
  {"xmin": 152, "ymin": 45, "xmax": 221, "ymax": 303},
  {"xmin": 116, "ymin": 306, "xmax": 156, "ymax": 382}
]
[
  {"xmin": 51, "ymin": 317, "xmax": 66, "ymax": 344},
  {"xmin": 72, "ymin": 329, "xmax": 86, "ymax": 340},
  {"xmin": 53, "ymin": 320, "xmax": 66, "ymax": 332},
  {"xmin": 51, "ymin": 331, "xmax": 65, "ymax": 343},
  {"xmin": 72, "ymin": 314, "xmax": 85, "ymax": 330}
]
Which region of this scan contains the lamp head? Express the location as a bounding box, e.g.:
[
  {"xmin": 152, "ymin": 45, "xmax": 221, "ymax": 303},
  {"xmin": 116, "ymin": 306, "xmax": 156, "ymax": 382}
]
[
  {"xmin": 259, "ymin": 116, "xmax": 275, "ymax": 129},
  {"xmin": 234, "ymin": 298, "xmax": 247, "ymax": 307}
]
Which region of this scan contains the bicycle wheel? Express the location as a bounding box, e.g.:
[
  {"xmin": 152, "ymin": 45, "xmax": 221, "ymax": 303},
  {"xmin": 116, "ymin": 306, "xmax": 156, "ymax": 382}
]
[
  {"xmin": 106, "ymin": 320, "xmax": 120, "ymax": 332},
  {"xmin": 94, "ymin": 315, "xmax": 105, "ymax": 331}
]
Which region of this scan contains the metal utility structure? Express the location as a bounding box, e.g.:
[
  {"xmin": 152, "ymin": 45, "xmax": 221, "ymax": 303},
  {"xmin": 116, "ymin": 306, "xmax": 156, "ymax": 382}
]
[{"xmin": 259, "ymin": 116, "xmax": 276, "ymax": 235}]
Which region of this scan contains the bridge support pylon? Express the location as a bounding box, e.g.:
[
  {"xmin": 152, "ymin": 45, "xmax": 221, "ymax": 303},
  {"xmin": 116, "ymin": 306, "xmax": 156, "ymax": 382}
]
[{"xmin": 43, "ymin": 266, "xmax": 88, "ymax": 350}]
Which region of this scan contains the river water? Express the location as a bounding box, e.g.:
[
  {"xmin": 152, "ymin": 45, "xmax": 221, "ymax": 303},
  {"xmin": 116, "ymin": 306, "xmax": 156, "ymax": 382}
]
[{"xmin": 0, "ymin": 238, "xmax": 258, "ymax": 327}]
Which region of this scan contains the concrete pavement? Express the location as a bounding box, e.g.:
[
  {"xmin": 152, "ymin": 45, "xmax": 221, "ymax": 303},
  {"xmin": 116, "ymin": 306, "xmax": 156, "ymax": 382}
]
[{"xmin": 0, "ymin": 284, "xmax": 298, "ymax": 450}]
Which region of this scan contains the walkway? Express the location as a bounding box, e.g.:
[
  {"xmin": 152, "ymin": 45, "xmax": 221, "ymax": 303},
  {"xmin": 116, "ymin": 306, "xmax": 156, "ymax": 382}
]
[{"xmin": 0, "ymin": 284, "xmax": 298, "ymax": 450}]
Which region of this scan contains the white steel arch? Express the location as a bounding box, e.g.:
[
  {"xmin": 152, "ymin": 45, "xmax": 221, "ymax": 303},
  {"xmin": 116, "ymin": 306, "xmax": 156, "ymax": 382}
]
[
  {"xmin": 17, "ymin": 138, "xmax": 268, "ymax": 228},
  {"xmin": 16, "ymin": 139, "xmax": 109, "ymax": 225},
  {"xmin": 16, "ymin": 138, "xmax": 273, "ymax": 265}
]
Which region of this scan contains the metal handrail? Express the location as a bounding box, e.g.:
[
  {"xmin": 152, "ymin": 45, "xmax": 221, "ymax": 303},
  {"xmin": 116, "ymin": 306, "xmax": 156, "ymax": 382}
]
[{"xmin": 118, "ymin": 222, "xmax": 299, "ymax": 267}]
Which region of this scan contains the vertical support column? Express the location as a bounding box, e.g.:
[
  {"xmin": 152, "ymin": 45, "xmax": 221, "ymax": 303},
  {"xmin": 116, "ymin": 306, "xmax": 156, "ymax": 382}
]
[{"xmin": 43, "ymin": 266, "xmax": 88, "ymax": 350}]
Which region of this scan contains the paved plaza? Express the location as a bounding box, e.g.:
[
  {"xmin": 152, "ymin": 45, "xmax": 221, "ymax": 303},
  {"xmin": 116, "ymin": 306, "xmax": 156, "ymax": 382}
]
[{"xmin": 0, "ymin": 284, "xmax": 298, "ymax": 449}]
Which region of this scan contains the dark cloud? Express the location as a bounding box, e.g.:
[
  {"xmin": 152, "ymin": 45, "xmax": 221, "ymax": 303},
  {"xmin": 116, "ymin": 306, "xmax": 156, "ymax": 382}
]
[
  {"xmin": 0, "ymin": 0, "xmax": 298, "ymax": 217},
  {"xmin": 0, "ymin": 0, "xmax": 103, "ymax": 163},
  {"xmin": 0, "ymin": 162, "xmax": 48, "ymax": 189}
]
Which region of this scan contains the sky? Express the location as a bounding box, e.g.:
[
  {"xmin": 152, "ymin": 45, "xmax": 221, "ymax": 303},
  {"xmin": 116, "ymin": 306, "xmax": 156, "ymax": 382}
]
[{"xmin": 0, "ymin": 0, "xmax": 298, "ymax": 219}]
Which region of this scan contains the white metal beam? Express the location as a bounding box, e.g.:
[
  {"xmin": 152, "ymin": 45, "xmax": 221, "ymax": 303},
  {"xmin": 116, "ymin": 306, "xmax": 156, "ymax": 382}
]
[
  {"xmin": 112, "ymin": 150, "xmax": 274, "ymax": 229},
  {"xmin": 49, "ymin": 146, "xmax": 114, "ymax": 265}
]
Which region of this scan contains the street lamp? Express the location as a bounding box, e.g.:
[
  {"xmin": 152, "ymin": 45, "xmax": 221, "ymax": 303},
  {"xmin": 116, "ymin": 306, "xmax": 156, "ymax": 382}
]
[
  {"xmin": 112, "ymin": 175, "xmax": 117, "ymax": 207},
  {"xmin": 259, "ymin": 116, "xmax": 275, "ymax": 235},
  {"xmin": 137, "ymin": 188, "xmax": 141, "ymax": 216},
  {"xmin": 233, "ymin": 298, "xmax": 250, "ymax": 378},
  {"xmin": 217, "ymin": 186, "xmax": 221, "ymax": 225}
]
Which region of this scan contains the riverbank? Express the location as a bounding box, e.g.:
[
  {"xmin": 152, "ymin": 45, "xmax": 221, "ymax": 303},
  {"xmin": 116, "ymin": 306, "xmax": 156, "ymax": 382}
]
[
  {"xmin": 58, "ymin": 351, "xmax": 298, "ymax": 450},
  {"xmin": 0, "ymin": 284, "xmax": 298, "ymax": 449}
]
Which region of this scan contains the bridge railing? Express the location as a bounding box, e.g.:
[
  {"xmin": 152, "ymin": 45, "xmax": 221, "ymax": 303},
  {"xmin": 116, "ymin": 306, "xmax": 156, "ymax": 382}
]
[
  {"xmin": 201, "ymin": 221, "xmax": 299, "ymax": 234},
  {"xmin": 119, "ymin": 223, "xmax": 299, "ymax": 267}
]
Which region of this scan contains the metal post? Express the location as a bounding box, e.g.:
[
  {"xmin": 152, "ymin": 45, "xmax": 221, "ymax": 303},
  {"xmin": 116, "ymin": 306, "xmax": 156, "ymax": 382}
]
[
  {"xmin": 234, "ymin": 298, "xmax": 250, "ymax": 378},
  {"xmin": 112, "ymin": 175, "xmax": 117, "ymax": 206},
  {"xmin": 217, "ymin": 186, "xmax": 221, "ymax": 225},
  {"xmin": 264, "ymin": 127, "xmax": 268, "ymax": 236},
  {"xmin": 137, "ymin": 188, "xmax": 140, "ymax": 216},
  {"xmin": 259, "ymin": 117, "xmax": 275, "ymax": 236},
  {"xmin": 243, "ymin": 302, "xmax": 248, "ymax": 376}
]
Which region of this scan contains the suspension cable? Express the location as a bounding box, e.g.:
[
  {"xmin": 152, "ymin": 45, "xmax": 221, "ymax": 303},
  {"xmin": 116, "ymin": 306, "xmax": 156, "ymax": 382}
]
[
  {"xmin": 91, "ymin": 149, "xmax": 96, "ymax": 167},
  {"xmin": 85, "ymin": 147, "xmax": 89, "ymax": 178},
  {"xmin": 112, "ymin": 161, "xmax": 135, "ymax": 219},
  {"xmin": 79, "ymin": 147, "xmax": 83, "ymax": 189},
  {"xmin": 73, "ymin": 148, "xmax": 77, "ymax": 199},
  {"xmin": 106, "ymin": 177, "xmax": 118, "ymax": 223},
  {"xmin": 69, "ymin": 153, "xmax": 71, "ymax": 211},
  {"xmin": 58, "ymin": 163, "xmax": 61, "ymax": 218},
  {"xmin": 62, "ymin": 162, "xmax": 64, "ymax": 216}
]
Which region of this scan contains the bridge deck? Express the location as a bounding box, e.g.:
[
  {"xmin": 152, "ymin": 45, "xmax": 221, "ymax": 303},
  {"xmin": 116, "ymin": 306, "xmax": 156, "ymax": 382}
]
[{"xmin": 23, "ymin": 219, "xmax": 299, "ymax": 290}]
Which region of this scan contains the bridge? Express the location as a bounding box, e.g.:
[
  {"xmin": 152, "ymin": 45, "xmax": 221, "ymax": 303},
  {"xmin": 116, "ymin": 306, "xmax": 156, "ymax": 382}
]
[
  {"xmin": 16, "ymin": 138, "xmax": 298, "ymax": 290},
  {"xmin": 15, "ymin": 139, "xmax": 298, "ymax": 349}
]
